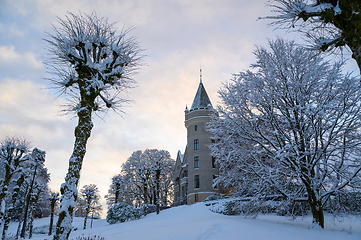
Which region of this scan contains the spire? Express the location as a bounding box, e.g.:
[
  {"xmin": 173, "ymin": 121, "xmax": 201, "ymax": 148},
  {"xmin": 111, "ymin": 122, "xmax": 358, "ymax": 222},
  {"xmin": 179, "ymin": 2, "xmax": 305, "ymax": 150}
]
[
  {"xmin": 200, "ymin": 68, "xmax": 202, "ymax": 83},
  {"xmin": 190, "ymin": 74, "xmax": 212, "ymax": 111}
]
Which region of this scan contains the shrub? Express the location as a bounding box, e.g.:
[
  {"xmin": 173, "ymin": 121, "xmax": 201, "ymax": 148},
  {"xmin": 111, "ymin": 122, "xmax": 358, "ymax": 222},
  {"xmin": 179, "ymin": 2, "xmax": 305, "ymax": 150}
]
[
  {"xmin": 71, "ymin": 235, "xmax": 105, "ymax": 240},
  {"xmin": 106, "ymin": 203, "xmax": 142, "ymax": 224},
  {"xmin": 203, "ymin": 194, "xmax": 227, "ymax": 202}
]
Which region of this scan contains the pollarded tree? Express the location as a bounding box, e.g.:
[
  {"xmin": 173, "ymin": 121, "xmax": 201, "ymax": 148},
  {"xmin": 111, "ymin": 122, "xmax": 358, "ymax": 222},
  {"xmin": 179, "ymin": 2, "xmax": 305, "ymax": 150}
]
[
  {"xmin": 267, "ymin": 0, "xmax": 361, "ymax": 70},
  {"xmin": 208, "ymin": 38, "xmax": 361, "ymax": 228},
  {"xmin": 45, "ymin": 12, "xmax": 143, "ymax": 240}
]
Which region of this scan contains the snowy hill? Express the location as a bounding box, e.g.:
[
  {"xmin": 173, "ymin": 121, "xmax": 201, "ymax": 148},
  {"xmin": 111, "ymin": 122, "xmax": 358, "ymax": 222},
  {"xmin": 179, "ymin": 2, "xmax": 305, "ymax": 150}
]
[{"xmin": 8, "ymin": 203, "xmax": 361, "ymax": 240}]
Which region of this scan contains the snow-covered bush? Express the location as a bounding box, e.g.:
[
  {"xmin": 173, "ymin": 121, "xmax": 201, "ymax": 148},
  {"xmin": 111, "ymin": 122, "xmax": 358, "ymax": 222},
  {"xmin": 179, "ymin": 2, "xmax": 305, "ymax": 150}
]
[
  {"xmin": 203, "ymin": 194, "xmax": 227, "ymax": 202},
  {"xmin": 106, "ymin": 203, "xmax": 142, "ymax": 224},
  {"xmin": 71, "ymin": 236, "xmax": 105, "ymax": 240},
  {"xmin": 33, "ymin": 225, "xmax": 50, "ymax": 234},
  {"xmin": 208, "ymin": 198, "xmax": 308, "ymax": 217},
  {"xmin": 141, "ymin": 204, "xmax": 157, "ymax": 215}
]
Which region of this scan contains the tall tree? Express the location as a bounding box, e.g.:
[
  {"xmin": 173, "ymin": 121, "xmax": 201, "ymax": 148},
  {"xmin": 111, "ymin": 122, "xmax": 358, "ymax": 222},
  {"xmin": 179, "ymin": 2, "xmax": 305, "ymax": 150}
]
[
  {"xmin": 20, "ymin": 148, "xmax": 49, "ymax": 239},
  {"xmin": 208, "ymin": 39, "xmax": 361, "ymax": 228},
  {"xmin": 267, "ymin": 0, "xmax": 361, "ymax": 70},
  {"xmin": 45, "ymin": 12, "xmax": 143, "ymax": 240},
  {"xmin": 105, "ymin": 174, "xmax": 131, "ymax": 207},
  {"xmin": 0, "ymin": 138, "xmax": 28, "ymax": 239},
  {"xmin": 48, "ymin": 192, "xmax": 59, "ymax": 236},
  {"xmin": 79, "ymin": 184, "xmax": 102, "ymax": 230},
  {"xmin": 121, "ymin": 149, "xmax": 174, "ymax": 210}
]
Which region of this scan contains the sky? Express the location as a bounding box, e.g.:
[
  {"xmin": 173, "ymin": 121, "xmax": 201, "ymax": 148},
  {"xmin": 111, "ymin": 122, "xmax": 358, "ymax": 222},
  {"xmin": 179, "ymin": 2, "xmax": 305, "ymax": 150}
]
[{"xmin": 0, "ymin": 0, "xmax": 359, "ymax": 213}]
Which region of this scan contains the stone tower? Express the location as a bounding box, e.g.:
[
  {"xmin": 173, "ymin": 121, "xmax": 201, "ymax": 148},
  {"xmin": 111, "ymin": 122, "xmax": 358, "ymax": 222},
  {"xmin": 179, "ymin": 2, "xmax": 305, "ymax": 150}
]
[{"xmin": 174, "ymin": 72, "xmax": 220, "ymax": 205}]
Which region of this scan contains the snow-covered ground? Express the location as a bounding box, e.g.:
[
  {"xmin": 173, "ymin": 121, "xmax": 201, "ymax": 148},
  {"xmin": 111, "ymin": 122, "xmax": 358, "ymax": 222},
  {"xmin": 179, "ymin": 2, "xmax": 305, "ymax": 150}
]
[{"xmin": 6, "ymin": 203, "xmax": 361, "ymax": 240}]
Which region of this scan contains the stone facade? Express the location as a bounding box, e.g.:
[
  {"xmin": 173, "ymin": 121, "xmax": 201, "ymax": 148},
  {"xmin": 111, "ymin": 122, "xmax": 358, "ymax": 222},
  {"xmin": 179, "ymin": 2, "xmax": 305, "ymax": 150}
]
[{"xmin": 173, "ymin": 80, "xmax": 221, "ymax": 205}]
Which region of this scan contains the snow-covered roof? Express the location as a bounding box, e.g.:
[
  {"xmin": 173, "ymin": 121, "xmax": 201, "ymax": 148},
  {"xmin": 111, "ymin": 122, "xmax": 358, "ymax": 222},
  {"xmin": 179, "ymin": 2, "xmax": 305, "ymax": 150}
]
[
  {"xmin": 177, "ymin": 150, "xmax": 184, "ymax": 164},
  {"xmin": 190, "ymin": 82, "xmax": 212, "ymax": 111}
]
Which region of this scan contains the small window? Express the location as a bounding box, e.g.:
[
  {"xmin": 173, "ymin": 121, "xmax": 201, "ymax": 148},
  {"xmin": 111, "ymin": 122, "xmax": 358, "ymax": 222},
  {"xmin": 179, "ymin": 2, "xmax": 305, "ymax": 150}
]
[
  {"xmin": 194, "ymin": 139, "xmax": 199, "ymax": 150},
  {"xmin": 194, "ymin": 175, "xmax": 200, "ymax": 189},
  {"xmin": 194, "ymin": 125, "xmax": 198, "ymax": 131},
  {"xmin": 195, "ymin": 194, "xmax": 199, "ymax": 202},
  {"xmin": 212, "ymin": 156, "xmax": 216, "ymax": 168},
  {"xmin": 194, "ymin": 156, "xmax": 199, "ymax": 168}
]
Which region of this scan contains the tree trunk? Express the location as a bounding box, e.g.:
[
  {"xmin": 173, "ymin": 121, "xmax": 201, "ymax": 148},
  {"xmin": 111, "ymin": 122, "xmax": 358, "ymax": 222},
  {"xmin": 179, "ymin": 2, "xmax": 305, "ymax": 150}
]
[
  {"xmin": 83, "ymin": 206, "xmax": 89, "ymax": 230},
  {"xmin": 156, "ymin": 170, "xmax": 160, "ymax": 215},
  {"xmin": 49, "ymin": 203, "xmax": 55, "ymax": 235},
  {"xmin": 83, "ymin": 216, "xmax": 87, "ymax": 230},
  {"xmin": 1, "ymin": 175, "xmax": 24, "ymax": 240},
  {"xmin": 0, "ymin": 165, "xmax": 13, "ymax": 230},
  {"xmin": 304, "ymin": 180, "xmax": 324, "ymax": 228},
  {"xmin": 114, "ymin": 190, "xmax": 119, "ymax": 204},
  {"xmin": 54, "ymin": 105, "xmax": 93, "ymax": 240}
]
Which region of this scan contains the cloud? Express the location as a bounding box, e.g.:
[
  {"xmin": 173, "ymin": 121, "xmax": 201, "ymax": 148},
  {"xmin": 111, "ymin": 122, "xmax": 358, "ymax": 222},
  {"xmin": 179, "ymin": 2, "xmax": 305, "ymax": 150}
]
[
  {"xmin": 0, "ymin": 45, "xmax": 43, "ymax": 68},
  {"xmin": 0, "ymin": 23, "xmax": 24, "ymax": 38},
  {"xmin": 0, "ymin": 46, "xmax": 21, "ymax": 61}
]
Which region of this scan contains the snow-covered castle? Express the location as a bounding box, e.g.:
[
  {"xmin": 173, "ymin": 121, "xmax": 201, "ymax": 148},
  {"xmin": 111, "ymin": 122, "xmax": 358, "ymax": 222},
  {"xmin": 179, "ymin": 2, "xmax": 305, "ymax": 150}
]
[{"xmin": 173, "ymin": 72, "xmax": 222, "ymax": 204}]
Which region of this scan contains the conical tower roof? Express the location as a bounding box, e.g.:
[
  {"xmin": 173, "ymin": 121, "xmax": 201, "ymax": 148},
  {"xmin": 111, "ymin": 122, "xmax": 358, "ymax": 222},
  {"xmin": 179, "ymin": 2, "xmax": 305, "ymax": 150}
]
[{"xmin": 190, "ymin": 82, "xmax": 212, "ymax": 111}]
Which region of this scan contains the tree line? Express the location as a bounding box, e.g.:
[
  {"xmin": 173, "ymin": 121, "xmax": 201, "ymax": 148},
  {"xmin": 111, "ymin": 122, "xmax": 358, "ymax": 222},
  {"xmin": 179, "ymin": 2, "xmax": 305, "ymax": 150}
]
[
  {"xmin": 105, "ymin": 149, "xmax": 175, "ymax": 215},
  {"xmin": 0, "ymin": 138, "xmax": 52, "ymax": 239}
]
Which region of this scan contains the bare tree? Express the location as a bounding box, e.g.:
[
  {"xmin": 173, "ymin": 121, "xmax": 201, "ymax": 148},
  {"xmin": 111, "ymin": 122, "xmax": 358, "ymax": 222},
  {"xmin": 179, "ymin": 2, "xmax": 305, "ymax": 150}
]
[
  {"xmin": 121, "ymin": 149, "xmax": 175, "ymax": 212},
  {"xmin": 79, "ymin": 184, "xmax": 101, "ymax": 230},
  {"xmin": 105, "ymin": 174, "xmax": 130, "ymax": 207},
  {"xmin": 208, "ymin": 39, "xmax": 361, "ymax": 228},
  {"xmin": 0, "ymin": 138, "xmax": 29, "ymax": 239},
  {"xmin": 266, "ymin": 0, "xmax": 361, "ymax": 70},
  {"xmin": 48, "ymin": 192, "xmax": 59, "ymax": 236},
  {"xmin": 45, "ymin": 12, "xmax": 142, "ymax": 240}
]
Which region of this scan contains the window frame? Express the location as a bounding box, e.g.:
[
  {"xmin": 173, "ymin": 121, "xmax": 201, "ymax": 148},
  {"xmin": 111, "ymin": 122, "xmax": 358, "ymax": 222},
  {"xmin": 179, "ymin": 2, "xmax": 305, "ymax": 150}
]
[
  {"xmin": 194, "ymin": 156, "xmax": 199, "ymax": 168},
  {"xmin": 194, "ymin": 175, "xmax": 200, "ymax": 189},
  {"xmin": 194, "ymin": 139, "xmax": 199, "ymax": 150}
]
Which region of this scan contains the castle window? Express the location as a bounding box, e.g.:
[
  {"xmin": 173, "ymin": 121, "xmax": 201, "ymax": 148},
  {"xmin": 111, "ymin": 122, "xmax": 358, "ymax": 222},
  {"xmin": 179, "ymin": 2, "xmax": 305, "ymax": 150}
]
[
  {"xmin": 194, "ymin": 125, "xmax": 198, "ymax": 131},
  {"xmin": 194, "ymin": 139, "xmax": 199, "ymax": 150},
  {"xmin": 194, "ymin": 175, "xmax": 200, "ymax": 189},
  {"xmin": 194, "ymin": 156, "xmax": 199, "ymax": 168},
  {"xmin": 212, "ymin": 156, "xmax": 216, "ymax": 168}
]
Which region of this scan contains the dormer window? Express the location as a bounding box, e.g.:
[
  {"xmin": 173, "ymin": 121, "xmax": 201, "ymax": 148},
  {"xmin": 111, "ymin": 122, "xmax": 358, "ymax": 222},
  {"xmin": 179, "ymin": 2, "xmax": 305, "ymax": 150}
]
[{"xmin": 194, "ymin": 125, "xmax": 198, "ymax": 131}]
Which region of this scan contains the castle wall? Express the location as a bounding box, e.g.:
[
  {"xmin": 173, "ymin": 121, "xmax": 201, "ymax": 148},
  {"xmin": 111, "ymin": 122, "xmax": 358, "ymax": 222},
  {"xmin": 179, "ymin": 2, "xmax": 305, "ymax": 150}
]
[{"xmin": 185, "ymin": 108, "xmax": 220, "ymax": 204}]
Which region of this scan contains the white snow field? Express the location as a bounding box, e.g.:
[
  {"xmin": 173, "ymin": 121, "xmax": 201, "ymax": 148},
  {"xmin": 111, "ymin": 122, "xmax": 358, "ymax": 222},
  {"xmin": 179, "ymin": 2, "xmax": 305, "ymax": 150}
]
[{"xmin": 7, "ymin": 203, "xmax": 361, "ymax": 240}]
